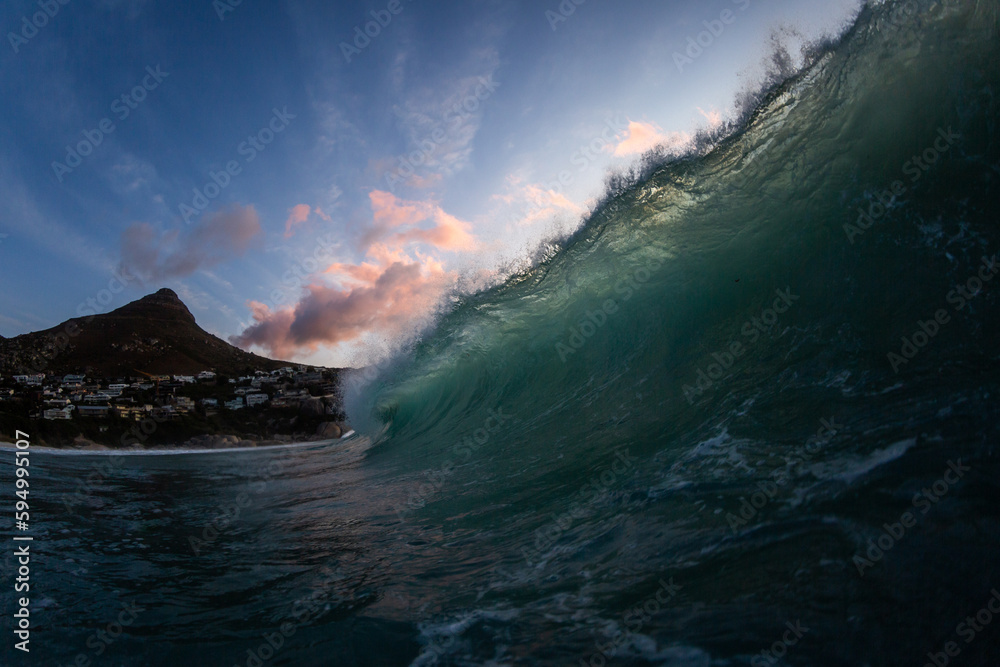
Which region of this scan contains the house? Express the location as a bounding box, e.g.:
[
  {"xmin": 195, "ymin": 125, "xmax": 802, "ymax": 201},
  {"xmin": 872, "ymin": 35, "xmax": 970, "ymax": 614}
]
[
  {"xmin": 150, "ymin": 406, "xmax": 179, "ymax": 421},
  {"xmin": 44, "ymin": 406, "xmax": 74, "ymax": 420},
  {"xmin": 246, "ymin": 393, "xmax": 269, "ymax": 407},
  {"xmin": 63, "ymin": 374, "xmax": 86, "ymax": 384},
  {"xmin": 200, "ymin": 398, "xmax": 219, "ymax": 407},
  {"xmin": 113, "ymin": 406, "xmax": 142, "ymax": 421},
  {"xmin": 76, "ymin": 405, "xmax": 109, "ymax": 418},
  {"xmin": 196, "ymin": 371, "xmax": 217, "ymax": 381},
  {"xmin": 224, "ymin": 398, "xmax": 245, "ymax": 410},
  {"xmin": 108, "ymin": 384, "xmax": 129, "ymax": 391},
  {"xmin": 174, "ymin": 376, "xmax": 196, "ymax": 384},
  {"xmin": 175, "ymin": 397, "xmax": 195, "ymax": 412}
]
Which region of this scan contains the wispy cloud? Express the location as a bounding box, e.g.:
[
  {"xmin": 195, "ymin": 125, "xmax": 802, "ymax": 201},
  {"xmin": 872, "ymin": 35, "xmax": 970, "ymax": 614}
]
[
  {"xmin": 120, "ymin": 204, "xmax": 262, "ymax": 281},
  {"xmin": 284, "ymin": 204, "xmax": 312, "ymax": 238}
]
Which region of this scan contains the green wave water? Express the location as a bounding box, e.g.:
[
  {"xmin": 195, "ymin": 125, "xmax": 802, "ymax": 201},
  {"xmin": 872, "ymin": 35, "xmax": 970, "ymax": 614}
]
[{"xmin": 4, "ymin": 1, "xmax": 1000, "ymax": 665}]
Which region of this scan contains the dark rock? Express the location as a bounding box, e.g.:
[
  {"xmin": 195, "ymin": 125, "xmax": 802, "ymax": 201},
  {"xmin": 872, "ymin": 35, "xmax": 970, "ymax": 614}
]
[{"xmin": 316, "ymin": 422, "xmax": 342, "ymax": 439}]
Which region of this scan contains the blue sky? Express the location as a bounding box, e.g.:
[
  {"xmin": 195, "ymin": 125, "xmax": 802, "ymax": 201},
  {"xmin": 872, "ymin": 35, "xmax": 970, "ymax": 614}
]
[{"xmin": 0, "ymin": 0, "xmax": 860, "ymax": 366}]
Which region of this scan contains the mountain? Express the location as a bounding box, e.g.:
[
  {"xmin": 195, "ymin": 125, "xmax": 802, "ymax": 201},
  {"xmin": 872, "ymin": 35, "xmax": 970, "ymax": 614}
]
[{"xmin": 0, "ymin": 288, "xmax": 303, "ymax": 377}]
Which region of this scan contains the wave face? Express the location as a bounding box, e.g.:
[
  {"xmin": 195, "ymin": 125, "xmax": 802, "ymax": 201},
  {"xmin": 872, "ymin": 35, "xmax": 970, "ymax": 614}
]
[
  {"xmin": 7, "ymin": 2, "xmax": 1000, "ymax": 665},
  {"xmin": 348, "ymin": 0, "xmax": 1000, "ymax": 661}
]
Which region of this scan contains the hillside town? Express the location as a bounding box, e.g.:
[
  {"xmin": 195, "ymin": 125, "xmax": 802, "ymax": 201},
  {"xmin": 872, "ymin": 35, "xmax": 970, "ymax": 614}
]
[{"xmin": 0, "ymin": 365, "xmax": 346, "ymax": 446}]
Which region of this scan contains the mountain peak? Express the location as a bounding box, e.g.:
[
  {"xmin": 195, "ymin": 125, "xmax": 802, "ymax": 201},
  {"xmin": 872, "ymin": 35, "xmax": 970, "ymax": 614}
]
[{"xmin": 108, "ymin": 288, "xmax": 197, "ymax": 325}]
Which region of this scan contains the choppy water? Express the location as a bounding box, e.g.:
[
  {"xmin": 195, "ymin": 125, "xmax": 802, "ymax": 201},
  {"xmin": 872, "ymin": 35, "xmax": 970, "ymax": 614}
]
[{"xmin": 3, "ymin": 1, "xmax": 1000, "ymax": 664}]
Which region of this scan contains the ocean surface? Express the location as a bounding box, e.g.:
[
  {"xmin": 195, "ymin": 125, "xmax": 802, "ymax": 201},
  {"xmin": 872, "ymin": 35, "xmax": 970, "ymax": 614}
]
[{"xmin": 3, "ymin": 1, "xmax": 1000, "ymax": 664}]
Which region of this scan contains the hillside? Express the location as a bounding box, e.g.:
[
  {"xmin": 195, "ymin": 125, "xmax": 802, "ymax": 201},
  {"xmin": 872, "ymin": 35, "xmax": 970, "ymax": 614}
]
[{"xmin": 0, "ymin": 288, "xmax": 302, "ymax": 377}]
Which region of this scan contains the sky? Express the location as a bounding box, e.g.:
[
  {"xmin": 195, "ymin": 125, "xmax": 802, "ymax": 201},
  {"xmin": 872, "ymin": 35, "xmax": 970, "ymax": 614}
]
[{"xmin": 0, "ymin": 0, "xmax": 861, "ymax": 367}]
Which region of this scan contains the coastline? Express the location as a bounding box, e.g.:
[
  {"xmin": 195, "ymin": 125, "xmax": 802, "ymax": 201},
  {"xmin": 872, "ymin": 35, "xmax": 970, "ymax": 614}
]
[
  {"xmin": 0, "ymin": 428, "xmax": 355, "ymax": 452},
  {"xmin": 0, "ymin": 417, "xmax": 351, "ymax": 451}
]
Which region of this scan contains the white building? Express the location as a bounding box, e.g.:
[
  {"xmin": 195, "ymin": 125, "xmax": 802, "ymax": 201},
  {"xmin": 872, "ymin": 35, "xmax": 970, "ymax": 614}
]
[
  {"xmin": 44, "ymin": 406, "xmax": 74, "ymax": 420},
  {"xmin": 246, "ymin": 393, "xmax": 269, "ymax": 407},
  {"xmin": 196, "ymin": 371, "xmax": 217, "ymax": 380},
  {"xmin": 224, "ymin": 398, "xmax": 244, "ymax": 410}
]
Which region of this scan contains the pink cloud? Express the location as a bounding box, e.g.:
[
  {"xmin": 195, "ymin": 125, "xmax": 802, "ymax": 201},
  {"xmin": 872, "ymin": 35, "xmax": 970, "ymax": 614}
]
[
  {"xmin": 612, "ymin": 120, "xmax": 692, "ymax": 157},
  {"xmin": 493, "ymin": 181, "xmax": 584, "ymax": 227},
  {"xmin": 363, "ymin": 190, "xmax": 476, "ymax": 252},
  {"xmin": 283, "ymin": 204, "xmax": 334, "ymax": 238},
  {"xmin": 231, "ymin": 256, "xmax": 453, "ymax": 359},
  {"xmin": 283, "ymin": 204, "xmax": 312, "ymax": 238},
  {"xmin": 697, "ymin": 107, "xmax": 723, "ymax": 128}
]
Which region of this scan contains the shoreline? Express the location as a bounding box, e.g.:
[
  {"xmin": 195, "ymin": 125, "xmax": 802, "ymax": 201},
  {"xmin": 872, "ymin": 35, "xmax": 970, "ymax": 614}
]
[
  {"xmin": 0, "ymin": 423, "xmax": 353, "ymax": 451},
  {"xmin": 0, "ymin": 429, "xmax": 356, "ymax": 453}
]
